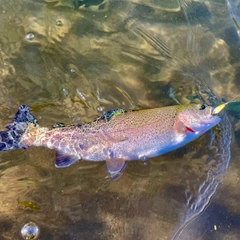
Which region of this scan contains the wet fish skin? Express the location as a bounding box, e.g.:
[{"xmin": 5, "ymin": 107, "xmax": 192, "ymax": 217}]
[{"xmin": 0, "ymin": 104, "xmax": 221, "ymax": 178}]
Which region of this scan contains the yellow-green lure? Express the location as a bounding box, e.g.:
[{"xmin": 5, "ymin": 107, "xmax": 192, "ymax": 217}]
[{"xmin": 213, "ymin": 94, "xmax": 240, "ymax": 115}]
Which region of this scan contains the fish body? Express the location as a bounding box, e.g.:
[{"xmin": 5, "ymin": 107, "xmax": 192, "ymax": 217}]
[{"xmin": 0, "ymin": 104, "xmax": 221, "ymax": 178}]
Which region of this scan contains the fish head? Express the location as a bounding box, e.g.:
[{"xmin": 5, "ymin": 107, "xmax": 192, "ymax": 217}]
[{"xmin": 177, "ymin": 104, "xmax": 221, "ymax": 133}]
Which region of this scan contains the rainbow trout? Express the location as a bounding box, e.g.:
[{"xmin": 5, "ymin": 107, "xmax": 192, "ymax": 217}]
[{"xmin": 0, "ymin": 104, "xmax": 221, "ymax": 178}]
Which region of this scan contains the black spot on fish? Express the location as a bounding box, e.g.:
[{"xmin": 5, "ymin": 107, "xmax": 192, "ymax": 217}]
[
  {"xmin": 109, "ymin": 151, "xmax": 114, "ymax": 158},
  {"xmin": 0, "ymin": 132, "xmax": 9, "ymax": 142},
  {"xmin": 0, "ymin": 142, "xmax": 6, "ymax": 150},
  {"xmin": 7, "ymin": 140, "xmax": 13, "ymax": 145},
  {"xmin": 79, "ymin": 144, "xmax": 86, "ymax": 150}
]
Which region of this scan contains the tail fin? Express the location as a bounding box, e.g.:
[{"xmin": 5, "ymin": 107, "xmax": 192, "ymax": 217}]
[{"xmin": 0, "ymin": 105, "xmax": 38, "ymax": 151}]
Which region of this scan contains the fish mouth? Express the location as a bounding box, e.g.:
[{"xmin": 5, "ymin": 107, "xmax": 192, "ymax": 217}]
[
  {"xmin": 186, "ymin": 116, "xmax": 221, "ymax": 134},
  {"xmin": 185, "ymin": 116, "xmax": 221, "ymax": 133},
  {"xmin": 200, "ymin": 106, "xmax": 222, "ymax": 125},
  {"xmin": 200, "ymin": 115, "xmax": 221, "ymax": 125}
]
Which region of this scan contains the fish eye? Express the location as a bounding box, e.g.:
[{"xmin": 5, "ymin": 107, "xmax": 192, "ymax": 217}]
[{"xmin": 199, "ymin": 104, "xmax": 206, "ymax": 110}]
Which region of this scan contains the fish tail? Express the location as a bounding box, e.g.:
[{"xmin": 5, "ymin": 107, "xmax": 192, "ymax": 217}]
[{"xmin": 0, "ymin": 105, "xmax": 38, "ymax": 151}]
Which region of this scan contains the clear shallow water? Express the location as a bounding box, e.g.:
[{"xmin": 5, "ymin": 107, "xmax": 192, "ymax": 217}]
[{"xmin": 0, "ymin": 0, "xmax": 239, "ymax": 239}]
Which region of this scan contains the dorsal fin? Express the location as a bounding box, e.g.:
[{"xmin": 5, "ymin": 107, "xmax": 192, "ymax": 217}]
[
  {"xmin": 53, "ymin": 122, "xmax": 66, "ymax": 128},
  {"xmin": 95, "ymin": 108, "xmax": 127, "ymax": 122}
]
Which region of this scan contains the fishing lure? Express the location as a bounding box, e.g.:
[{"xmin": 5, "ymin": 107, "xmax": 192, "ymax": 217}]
[
  {"xmin": 0, "ymin": 104, "xmax": 221, "ymax": 178},
  {"xmin": 212, "ymin": 94, "xmax": 240, "ymax": 115}
]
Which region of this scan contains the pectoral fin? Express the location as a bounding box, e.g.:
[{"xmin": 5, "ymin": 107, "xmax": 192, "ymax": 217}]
[
  {"xmin": 55, "ymin": 151, "xmax": 80, "ymax": 168},
  {"xmin": 106, "ymin": 158, "xmax": 126, "ymax": 179}
]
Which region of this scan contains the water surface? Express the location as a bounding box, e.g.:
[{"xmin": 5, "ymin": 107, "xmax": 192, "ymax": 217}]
[{"xmin": 0, "ymin": 0, "xmax": 239, "ymax": 239}]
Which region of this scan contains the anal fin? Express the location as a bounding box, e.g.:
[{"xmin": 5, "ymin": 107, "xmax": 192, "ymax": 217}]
[
  {"xmin": 55, "ymin": 151, "xmax": 80, "ymax": 168},
  {"xmin": 106, "ymin": 158, "xmax": 126, "ymax": 179}
]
